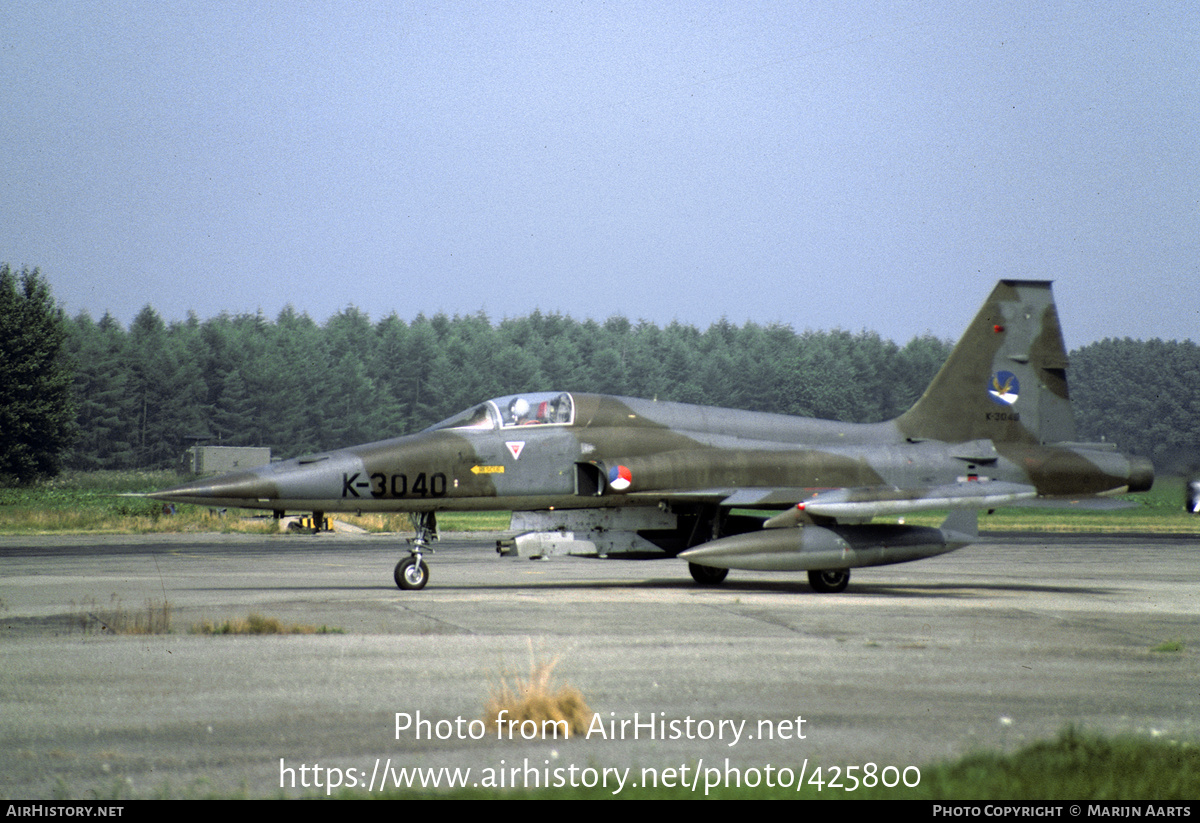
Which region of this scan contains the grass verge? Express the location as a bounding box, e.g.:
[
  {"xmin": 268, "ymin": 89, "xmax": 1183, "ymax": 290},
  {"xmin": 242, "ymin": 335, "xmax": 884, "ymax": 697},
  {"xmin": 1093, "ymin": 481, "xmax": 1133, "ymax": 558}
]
[{"xmin": 0, "ymin": 471, "xmax": 512, "ymax": 534}]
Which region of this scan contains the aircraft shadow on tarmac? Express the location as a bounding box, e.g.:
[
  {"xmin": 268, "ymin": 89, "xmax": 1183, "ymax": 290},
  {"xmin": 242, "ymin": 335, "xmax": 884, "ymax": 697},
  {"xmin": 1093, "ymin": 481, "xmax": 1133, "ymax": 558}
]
[
  {"xmin": 178, "ymin": 576, "xmax": 1115, "ymax": 599},
  {"xmin": 415, "ymin": 578, "xmax": 1115, "ymax": 598}
]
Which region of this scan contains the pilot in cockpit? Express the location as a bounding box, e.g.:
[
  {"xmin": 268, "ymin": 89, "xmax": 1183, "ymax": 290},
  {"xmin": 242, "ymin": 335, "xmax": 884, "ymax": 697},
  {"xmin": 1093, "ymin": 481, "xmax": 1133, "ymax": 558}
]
[{"xmin": 507, "ymin": 397, "xmax": 532, "ymax": 426}]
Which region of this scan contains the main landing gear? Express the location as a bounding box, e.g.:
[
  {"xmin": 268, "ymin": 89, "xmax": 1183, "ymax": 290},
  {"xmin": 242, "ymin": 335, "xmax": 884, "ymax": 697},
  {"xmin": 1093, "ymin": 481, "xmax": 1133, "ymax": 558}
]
[
  {"xmin": 808, "ymin": 568, "xmax": 850, "ymax": 593},
  {"xmin": 394, "ymin": 512, "xmax": 436, "ymax": 591},
  {"xmin": 688, "ymin": 562, "xmax": 729, "ymax": 585},
  {"xmin": 689, "ymin": 563, "xmax": 850, "ymax": 592}
]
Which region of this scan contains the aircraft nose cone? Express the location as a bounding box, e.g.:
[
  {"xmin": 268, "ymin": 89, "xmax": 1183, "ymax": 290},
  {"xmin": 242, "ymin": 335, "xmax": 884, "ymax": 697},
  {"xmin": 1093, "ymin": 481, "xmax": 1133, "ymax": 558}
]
[{"xmin": 149, "ymin": 470, "xmax": 275, "ymax": 506}]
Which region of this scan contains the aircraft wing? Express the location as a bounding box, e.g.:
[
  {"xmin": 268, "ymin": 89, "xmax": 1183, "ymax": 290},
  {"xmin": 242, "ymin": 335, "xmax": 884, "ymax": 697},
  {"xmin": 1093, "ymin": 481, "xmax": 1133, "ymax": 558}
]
[
  {"xmin": 1007, "ymin": 496, "xmax": 1140, "ymax": 510},
  {"xmin": 625, "ymin": 480, "xmax": 1038, "ymax": 523},
  {"xmin": 626, "ymin": 487, "xmax": 816, "ymax": 507},
  {"xmin": 761, "ymin": 481, "xmax": 1038, "ymax": 527}
]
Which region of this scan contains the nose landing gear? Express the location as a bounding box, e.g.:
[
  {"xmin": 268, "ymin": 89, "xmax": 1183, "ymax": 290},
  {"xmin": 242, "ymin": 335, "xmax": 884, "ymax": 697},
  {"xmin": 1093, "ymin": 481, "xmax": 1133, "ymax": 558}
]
[
  {"xmin": 394, "ymin": 512, "xmax": 437, "ymax": 591},
  {"xmin": 394, "ymin": 555, "xmax": 429, "ymax": 590}
]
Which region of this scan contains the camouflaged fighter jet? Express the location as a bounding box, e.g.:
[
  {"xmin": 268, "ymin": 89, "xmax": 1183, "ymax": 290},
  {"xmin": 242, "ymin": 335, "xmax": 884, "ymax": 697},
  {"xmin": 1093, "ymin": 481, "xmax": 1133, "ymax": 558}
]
[{"xmin": 151, "ymin": 280, "xmax": 1153, "ymax": 592}]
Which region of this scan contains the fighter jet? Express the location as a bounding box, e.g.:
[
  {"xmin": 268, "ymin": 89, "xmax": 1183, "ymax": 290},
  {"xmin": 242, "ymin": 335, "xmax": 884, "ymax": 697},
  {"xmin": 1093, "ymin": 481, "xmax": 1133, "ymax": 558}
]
[{"xmin": 151, "ymin": 280, "xmax": 1153, "ymax": 592}]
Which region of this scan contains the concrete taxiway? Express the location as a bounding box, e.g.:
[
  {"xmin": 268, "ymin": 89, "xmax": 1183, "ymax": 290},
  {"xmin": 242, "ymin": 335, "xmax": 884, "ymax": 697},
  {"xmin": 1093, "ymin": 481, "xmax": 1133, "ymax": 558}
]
[{"xmin": 1, "ymin": 530, "xmax": 1197, "ymax": 798}]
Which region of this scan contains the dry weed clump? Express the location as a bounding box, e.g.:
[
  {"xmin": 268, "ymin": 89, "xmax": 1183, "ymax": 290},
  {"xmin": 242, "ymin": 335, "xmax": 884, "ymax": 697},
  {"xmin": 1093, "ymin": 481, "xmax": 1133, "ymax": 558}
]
[
  {"xmin": 483, "ymin": 647, "xmax": 594, "ymax": 738},
  {"xmin": 190, "ymin": 613, "xmax": 342, "ymax": 635},
  {"xmin": 69, "ymin": 597, "xmax": 345, "ymax": 636},
  {"xmin": 75, "ymin": 597, "xmax": 173, "ymax": 634}
]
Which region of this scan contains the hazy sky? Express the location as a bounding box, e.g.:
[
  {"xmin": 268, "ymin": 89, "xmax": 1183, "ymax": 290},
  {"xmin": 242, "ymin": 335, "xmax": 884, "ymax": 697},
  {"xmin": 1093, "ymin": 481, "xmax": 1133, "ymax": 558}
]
[{"xmin": 3, "ymin": 1, "xmax": 1196, "ymax": 346}]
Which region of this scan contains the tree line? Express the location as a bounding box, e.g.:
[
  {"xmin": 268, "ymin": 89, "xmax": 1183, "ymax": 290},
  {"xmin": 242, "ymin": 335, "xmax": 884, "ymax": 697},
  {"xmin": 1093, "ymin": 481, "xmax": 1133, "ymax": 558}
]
[
  {"xmin": 62, "ymin": 303, "xmax": 954, "ymax": 471},
  {"xmin": 3, "ymin": 264, "xmax": 1198, "ymax": 481}
]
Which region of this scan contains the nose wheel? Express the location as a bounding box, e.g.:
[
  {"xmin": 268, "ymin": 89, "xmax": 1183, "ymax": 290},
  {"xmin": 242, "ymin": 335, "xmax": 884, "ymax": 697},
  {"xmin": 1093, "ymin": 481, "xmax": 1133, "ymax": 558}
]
[{"xmin": 394, "ymin": 555, "xmax": 429, "ymax": 590}]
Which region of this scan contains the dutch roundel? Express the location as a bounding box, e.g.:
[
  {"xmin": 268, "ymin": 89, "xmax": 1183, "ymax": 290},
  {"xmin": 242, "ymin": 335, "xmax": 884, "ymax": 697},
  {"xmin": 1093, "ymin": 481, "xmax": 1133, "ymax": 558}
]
[{"xmin": 608, "ymin": 464, "xmax": 632, "ymax": 491}]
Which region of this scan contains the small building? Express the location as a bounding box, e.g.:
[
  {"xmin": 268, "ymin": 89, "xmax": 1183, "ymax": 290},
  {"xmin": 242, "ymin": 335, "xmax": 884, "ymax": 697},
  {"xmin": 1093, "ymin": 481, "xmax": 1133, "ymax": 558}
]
[{"xmin": 183, "ymin": 446, "xmax": 271, "ymax": 476}]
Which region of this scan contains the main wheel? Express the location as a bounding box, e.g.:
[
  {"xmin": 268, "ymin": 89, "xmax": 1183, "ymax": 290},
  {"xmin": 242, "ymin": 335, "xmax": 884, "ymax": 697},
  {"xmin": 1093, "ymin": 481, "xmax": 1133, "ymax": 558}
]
[
  {"xmin": 808, "ymin": 568, "xmax": 849, "ymax": 593},
  {"xmin": 394, "ymin": 557, "xmax": 430, "ymax": 590},
  {"xmin": 689, "ymin": 562, "xmax": 729, "ymax": 585}
]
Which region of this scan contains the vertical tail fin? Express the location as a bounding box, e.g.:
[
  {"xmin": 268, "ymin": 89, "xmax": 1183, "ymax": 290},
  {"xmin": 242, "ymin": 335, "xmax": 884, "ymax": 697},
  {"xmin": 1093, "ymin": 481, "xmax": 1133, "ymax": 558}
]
[{"xmin": 896, "ymin": 280, "xmax": 1077, "ymax": 445}]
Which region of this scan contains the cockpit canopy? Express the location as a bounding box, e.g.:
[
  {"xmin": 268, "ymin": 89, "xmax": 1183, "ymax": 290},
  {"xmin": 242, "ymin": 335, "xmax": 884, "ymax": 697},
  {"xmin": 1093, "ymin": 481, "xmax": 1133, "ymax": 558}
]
[{"xmin": 428, "ymin": 392, "xmax": 575, "ymax": 432}]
